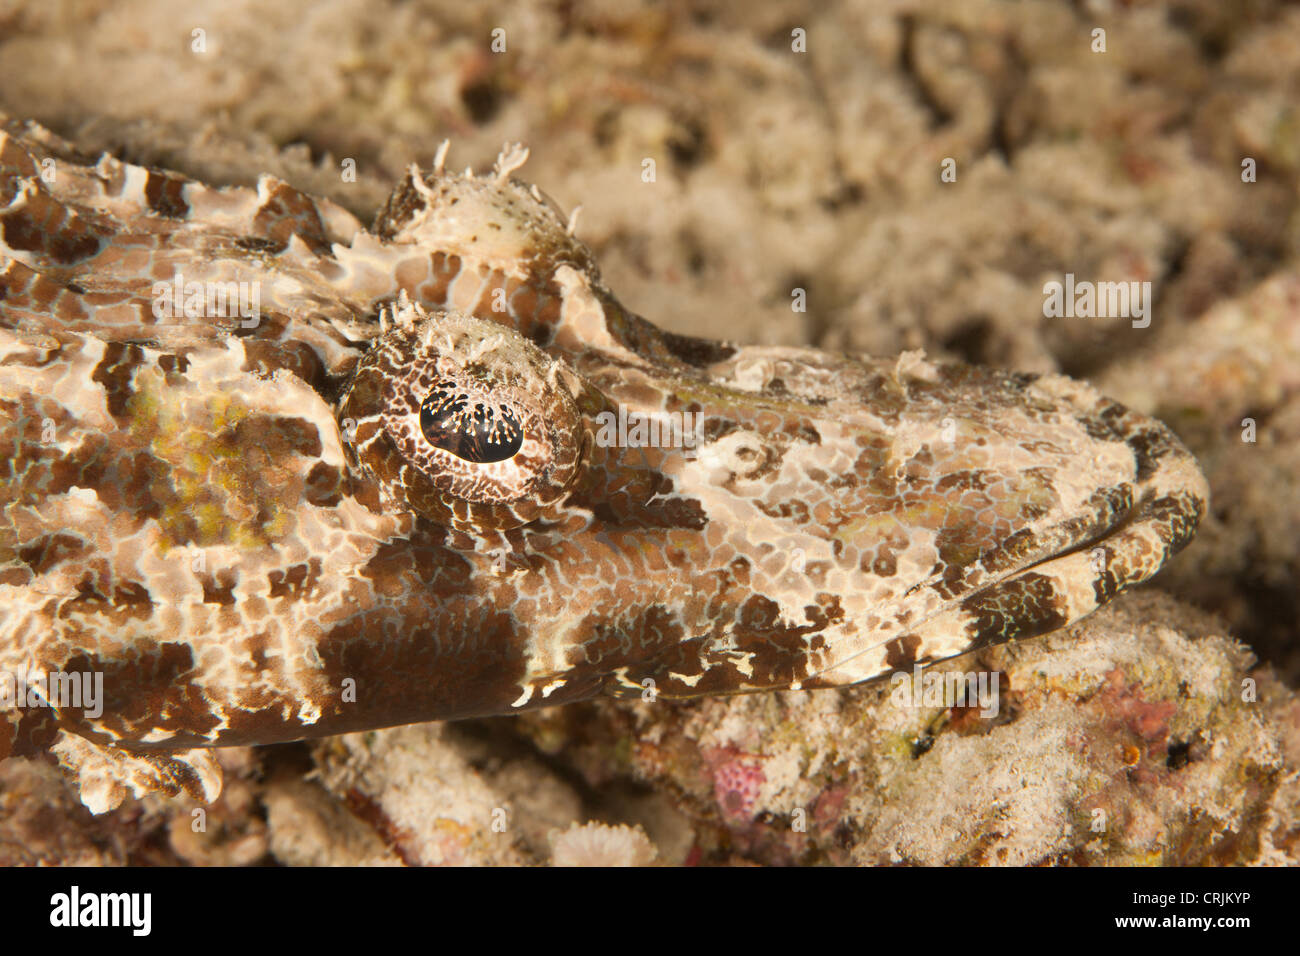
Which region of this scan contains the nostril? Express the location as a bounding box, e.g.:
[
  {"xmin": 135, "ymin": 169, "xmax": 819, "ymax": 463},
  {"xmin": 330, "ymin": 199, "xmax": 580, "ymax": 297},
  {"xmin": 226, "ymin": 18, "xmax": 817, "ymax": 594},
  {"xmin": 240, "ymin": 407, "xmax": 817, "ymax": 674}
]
[{"xmin": 703, "ymin": 431, "xmax": 779, "ymax": 480}]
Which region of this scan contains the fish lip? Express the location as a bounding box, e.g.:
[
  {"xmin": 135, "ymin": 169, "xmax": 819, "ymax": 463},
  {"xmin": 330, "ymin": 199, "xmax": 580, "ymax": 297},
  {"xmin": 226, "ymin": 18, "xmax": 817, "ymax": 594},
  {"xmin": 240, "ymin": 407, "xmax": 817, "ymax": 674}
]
[
  {"xmin": 947, "ymin": 422, "xmax": 1205, "ymax": 614},
  {"xmin": 804, "ymin": 488, "xmax": 1149, "ymax": 689},
  {"xmin": 898, "ymin": 478, "xmax": 1139, "ymax": 607},
  {"xmin": 868, "ymin": 408, "xmax": 1208, "ymax": 680},
  {"xmin": 1015, "ymin": 490, "xmax": 1142, "ymax": 573}
]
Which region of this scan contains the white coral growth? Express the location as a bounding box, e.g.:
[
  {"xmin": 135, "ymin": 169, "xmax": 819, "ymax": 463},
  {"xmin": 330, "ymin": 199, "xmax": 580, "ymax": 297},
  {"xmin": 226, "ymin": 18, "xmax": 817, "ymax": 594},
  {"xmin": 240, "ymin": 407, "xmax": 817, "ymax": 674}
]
[{"xmin": 549, "ymin": 822, "xmax": 657, "ymax": 867}]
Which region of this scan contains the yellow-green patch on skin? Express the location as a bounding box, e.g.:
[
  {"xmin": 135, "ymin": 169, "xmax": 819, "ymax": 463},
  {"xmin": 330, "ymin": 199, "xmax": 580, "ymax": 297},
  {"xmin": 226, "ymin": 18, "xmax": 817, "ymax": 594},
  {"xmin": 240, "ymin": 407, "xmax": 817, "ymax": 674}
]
[{"xmin": 127, "ymin": 370, "xmax": 294, "ymax": 549}]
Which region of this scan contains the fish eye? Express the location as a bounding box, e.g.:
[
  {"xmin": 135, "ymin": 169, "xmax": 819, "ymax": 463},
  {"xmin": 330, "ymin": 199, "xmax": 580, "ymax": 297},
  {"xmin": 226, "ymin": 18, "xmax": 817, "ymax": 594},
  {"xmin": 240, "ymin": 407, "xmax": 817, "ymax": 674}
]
[
  {"xmin": 338, "ymin": 304, "xmax": 586, "ymax": 529},
  {"xmin": 419, "ymin": 382, "xmax": 524, "ymax": 464}
]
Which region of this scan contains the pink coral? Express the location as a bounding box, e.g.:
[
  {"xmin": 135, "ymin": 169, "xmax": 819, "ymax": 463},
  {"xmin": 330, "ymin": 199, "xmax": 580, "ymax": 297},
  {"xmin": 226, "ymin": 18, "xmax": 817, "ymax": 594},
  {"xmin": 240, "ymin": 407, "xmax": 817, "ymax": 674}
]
[{"xmin": 705, "ymin": 749, "xmax": 766, "ymax": 821}]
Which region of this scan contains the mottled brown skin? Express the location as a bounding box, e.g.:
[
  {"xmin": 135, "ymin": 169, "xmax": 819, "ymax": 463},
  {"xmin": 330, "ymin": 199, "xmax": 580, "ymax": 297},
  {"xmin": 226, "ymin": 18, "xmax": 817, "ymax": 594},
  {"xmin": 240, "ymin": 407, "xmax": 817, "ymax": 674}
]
[{"xmin": 0, "ymin": 118, "xmax": 1207, "ymax": 810}]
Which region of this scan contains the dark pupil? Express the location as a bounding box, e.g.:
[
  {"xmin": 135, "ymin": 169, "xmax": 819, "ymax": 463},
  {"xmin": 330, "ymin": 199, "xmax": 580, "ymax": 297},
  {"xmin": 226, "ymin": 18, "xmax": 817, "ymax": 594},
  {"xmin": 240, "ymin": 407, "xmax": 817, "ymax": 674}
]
[{"xmin": 420, "ymin": 384, "xmax": 523, "ymax": 464}]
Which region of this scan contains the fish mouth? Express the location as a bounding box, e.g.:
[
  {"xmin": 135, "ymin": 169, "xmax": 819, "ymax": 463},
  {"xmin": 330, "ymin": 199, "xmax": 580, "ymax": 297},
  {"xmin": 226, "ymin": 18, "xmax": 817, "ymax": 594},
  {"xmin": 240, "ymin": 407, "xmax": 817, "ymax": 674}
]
[
  {"xmin": 944, "ymin": 394, "xmax": 1207, "ymax": 638},
  {"xmin": 806, "ymin": 400, "xmax": 1207, "ymax": 689}
]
